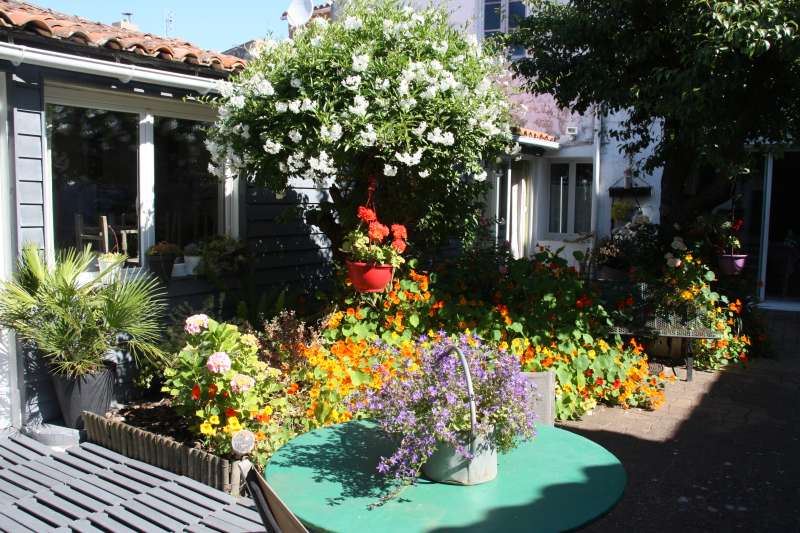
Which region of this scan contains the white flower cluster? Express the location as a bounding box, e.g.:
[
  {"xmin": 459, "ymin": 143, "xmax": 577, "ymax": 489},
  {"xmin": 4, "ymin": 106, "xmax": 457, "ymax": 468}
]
[
  {"xmin": 263, "ymin": 139, "xmax": 282, "ymax": 154},
  {"xmin": 426, "ymin": 127, "xmax": 455, "ymax": 146},
  {"xmin": 349, "ymin": 95, "xmax": 369, "ymax": 116},
  {"xmin": 352, "ymin": 53, "xmax": 370, "ymax": 72},
  {"xmin": 321, "ymin": 123, "xmax": 344, "ymax": 142},
  {"xmin": 395, "ymin": 148, "xmax": 423, "ymax": 166},
  {"xmin": 359, "ymin": 124, "xmax": 377, "ymax": 146}
]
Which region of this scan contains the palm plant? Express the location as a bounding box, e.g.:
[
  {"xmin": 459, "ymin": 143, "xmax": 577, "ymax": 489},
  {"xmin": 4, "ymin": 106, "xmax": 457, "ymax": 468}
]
[{"xmin": 0, "ymin": 245, "xmax": 167, "ymax": 377}]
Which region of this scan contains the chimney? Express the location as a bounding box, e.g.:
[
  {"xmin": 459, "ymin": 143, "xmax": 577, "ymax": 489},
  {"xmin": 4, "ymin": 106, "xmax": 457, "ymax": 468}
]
[{"xmin": 112, "ymin": 12, "xmax": 138, "ymax": 31}]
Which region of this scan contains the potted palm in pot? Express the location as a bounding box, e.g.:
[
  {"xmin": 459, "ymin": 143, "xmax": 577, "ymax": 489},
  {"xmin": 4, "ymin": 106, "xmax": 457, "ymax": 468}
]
[
  {"xmin": 341, "ymin": 203, "xmax": 407, "ymax": 293},
  {"xmin": 0, "ymin": 245, "xmax": 166, "ymax": 429},
  {"xmin": 355, "ymin": 334, "xmax": 536, "ymax": 502}
]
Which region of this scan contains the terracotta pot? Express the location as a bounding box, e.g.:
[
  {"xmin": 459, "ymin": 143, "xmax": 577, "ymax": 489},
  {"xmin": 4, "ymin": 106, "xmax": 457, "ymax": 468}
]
[
  {"xmin": 718, "ymin": 254, "xmax": 747, "ymax": 276},
  {"xmin": 346, "ymin": 261, "xmax": 393, "ymax": 292}
]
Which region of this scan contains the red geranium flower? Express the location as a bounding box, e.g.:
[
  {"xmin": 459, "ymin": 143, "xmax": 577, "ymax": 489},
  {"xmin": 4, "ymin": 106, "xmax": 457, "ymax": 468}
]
[
  {"xmin": 731, "ymin": 219, "xmax": 744, "ymax": 232},
  {"xmin": 208, "ymin": 383, "xmax": 218, "ymax": 398},
  {"xmin": 391, "ymin": 238, "xmax": 407, "ymax": 253},
  {"xmin": 191, "ymin": 384, "xmax": 200, "ymax": 401},
  {"xmin": 391, "ymin": 224, "xmax": 408, "ymax": 240},
  {"xmin": 357, "ymin": 206, "xmax": 377, "ymax": 223},
  {"xmin": 225, "ymin": 408, "xmax": 237, "ymax": 418},
  {"xmin": 368, "ymin": 222, "xmax": 390, "ymax": 243}
]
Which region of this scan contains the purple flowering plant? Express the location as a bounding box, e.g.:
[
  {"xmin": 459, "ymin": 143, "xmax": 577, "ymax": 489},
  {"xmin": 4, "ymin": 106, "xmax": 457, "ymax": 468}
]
[{"xmin": 355, "ymin": 333, "xmax": 536, "ymax": 485}]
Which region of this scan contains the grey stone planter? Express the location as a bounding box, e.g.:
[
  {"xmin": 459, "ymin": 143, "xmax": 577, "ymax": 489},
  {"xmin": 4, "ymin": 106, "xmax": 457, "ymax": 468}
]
[
  {"xmin": 522, "ymin": 370, "xmax": 556, "ymax": 425},
  {"xmin": 82, "ymin": 411, "xmax": 245, "ymax": 495}
]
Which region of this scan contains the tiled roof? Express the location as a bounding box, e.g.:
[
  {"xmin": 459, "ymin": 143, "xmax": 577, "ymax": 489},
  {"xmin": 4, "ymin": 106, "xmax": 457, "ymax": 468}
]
[
  {"xmin": 514, "ymin": 126, "xmax": 558, "ymax": 143},
  {"xmin": 0, "ymin": 0, "xmax": 246, "ymax": 73}
]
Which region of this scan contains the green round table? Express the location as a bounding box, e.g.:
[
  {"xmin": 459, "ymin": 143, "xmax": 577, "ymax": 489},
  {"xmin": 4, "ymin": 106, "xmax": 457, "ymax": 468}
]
[{"xmin": 266, "ymin": 421, "xmax": 625, "ymax": 533}]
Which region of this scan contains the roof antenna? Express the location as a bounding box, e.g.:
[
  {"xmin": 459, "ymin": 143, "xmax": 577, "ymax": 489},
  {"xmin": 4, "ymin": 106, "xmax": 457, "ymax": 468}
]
[
  {"xmin": 122, "ymin": 12, "xmax": 133, "ymax": 23},
  {"xmin": 164, "ymin": 11, "xmax": 174, "ymax": 37}
]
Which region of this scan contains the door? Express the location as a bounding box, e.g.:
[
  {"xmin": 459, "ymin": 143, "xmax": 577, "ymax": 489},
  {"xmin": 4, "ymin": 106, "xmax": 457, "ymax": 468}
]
[{"xmin": 765, "ymin": 152, "xmax": 800, "ymax": 300}]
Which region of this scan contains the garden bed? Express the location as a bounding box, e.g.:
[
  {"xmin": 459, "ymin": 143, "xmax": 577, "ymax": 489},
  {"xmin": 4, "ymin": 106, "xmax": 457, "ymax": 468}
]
[{"xmin": 82, "ymin": 409, "xmax": 246, "ymax": 496}]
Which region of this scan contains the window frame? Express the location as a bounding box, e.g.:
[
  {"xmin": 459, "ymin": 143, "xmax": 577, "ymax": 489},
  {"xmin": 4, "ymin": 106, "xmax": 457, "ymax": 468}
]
[
  {"xmin": 480, "ymin": 0, "xmax": 528, "ymax": 56},
  {"xmin": 542, "ymin": 159, "xmax": 594, "ymax": 241},
  {"xmin": 43, "ymin": 82, "xmax": 236, "ymax": 267}
]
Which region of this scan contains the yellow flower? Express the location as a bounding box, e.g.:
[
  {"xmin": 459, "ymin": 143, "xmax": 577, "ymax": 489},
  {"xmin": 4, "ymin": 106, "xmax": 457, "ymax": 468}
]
[
  {"xmin": 498, "ymin": 341, "xmax": 509, "ymax": 351},
  {"xmin": 680, "ymin": 290, "xmax": 693, "ymax": 300},
  {"xmin": 227, "ymin": 416, "xmax": 241, "ymax": 432},
  {"xmin": 588, "ymin": 349, "xmax": 596, "ymax": 360},
  {"xmin": 200, "ymin": 422, "xmax": 215, "ymax": 436},
  {"xmin": 209, "ymin": 415, "xmax": 220, "ymax": 425},
  {"xmin": 262, "ymin": 406, "xmax": 273, "ymax": 415}
]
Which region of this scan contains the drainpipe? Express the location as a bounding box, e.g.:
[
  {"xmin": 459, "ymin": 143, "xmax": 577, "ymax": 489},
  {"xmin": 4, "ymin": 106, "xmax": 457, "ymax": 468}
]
[
  {"xmin": 592, "ymin": 109, "xmax": 602, "ymax": 241},
  {"xmin": 0, "ymin": 42, "xmax": 220, "ymax": 95}
]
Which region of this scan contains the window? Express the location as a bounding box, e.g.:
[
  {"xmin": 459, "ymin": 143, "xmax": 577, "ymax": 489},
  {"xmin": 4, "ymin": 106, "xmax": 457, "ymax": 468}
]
[
  {"xmin": 546, "ymin": 161, "xmax": 594, "ymax": 236},
  {"xmin": 482, "ymin": 0, "xmax": 527, "ymax": 57},
  {"xmin": 48, "ymin": 105, "xmax": 141, "ymax": 260},
  {"xmin": 154, "ymin": 117, "xmax": 219, "ymax": 248},
  {"xmin": 44, "ymin": 84, "xmax": 226, "ymax": 268}
]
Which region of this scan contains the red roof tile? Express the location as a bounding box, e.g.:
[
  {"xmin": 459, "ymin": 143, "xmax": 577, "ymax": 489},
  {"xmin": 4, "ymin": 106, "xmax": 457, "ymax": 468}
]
[{"xmin": 0, "ymin": 0, "xmax": 246, "ymax": 73}]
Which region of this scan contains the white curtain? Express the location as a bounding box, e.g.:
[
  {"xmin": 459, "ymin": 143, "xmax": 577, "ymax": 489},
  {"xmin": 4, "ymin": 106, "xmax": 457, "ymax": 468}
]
[{"xmin": 509, "ymin": 160, "xmax": 532, "ymax": 259}]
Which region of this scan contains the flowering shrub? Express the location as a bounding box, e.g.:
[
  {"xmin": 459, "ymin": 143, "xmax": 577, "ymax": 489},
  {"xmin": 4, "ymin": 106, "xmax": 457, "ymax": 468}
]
[
  {"xmin": 354, "ymin": 334, "xmax": 535, "ymax": 486},
  {"xmin": 341, "ymin": 202, "xmax": 408, "ymax": 267},
  {"xmin": 163, "ymin": 316, "xmax": 308, "ymax": 467},
  {"xmin": 205, "ymin": 0, "xmax": 517, "ymax": 251},
  {"xmin": 321, "ymin": 248, "xmax": 669, "ymax": 419}
]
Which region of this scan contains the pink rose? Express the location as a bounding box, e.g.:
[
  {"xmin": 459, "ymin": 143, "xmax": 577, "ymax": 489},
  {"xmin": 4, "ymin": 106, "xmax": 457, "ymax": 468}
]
[
  {"xmin": 185, "ymin": 314, "xmax": 210, "ymax": 334},
  {"xmin": 230, "ymin": 373, "xmax": 255, "ymax": 393},
  {"xmin": 206, "ymin": 351, "xmax": 231, "ymax": 374}
]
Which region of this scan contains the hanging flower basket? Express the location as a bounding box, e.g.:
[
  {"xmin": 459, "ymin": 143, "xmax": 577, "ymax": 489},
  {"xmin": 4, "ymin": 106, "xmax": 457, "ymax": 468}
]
[
  {"xmin": 346, "ymin": 261, "xmax": 394, "ymax": 293},
  {"xmin": 718, "ymin": 254, "xmax": 747, "ymax": 276}
]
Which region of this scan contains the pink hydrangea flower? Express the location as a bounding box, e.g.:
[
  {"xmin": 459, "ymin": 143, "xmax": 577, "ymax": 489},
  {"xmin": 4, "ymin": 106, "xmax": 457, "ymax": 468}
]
[
  {"xmin": 206, "ymin": 351, "xmax": 231, "ymax": 374},
  {"xmin": 185, "ymin": 314, "xmax": 210, "ymax": 334},
  {"xmin": 230, "ymin": 373, "xmax": 255, "ymax": 393}
]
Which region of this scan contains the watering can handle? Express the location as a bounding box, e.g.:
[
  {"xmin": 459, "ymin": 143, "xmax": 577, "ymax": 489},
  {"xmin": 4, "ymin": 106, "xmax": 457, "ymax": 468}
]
[{"xmin": 438, "ymin": 346, "xmax": 478, "ymax": 456}]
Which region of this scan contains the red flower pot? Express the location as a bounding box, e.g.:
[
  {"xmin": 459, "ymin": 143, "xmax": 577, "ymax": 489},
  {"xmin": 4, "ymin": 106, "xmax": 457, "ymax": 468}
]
[
  {"xmin": 346, "ymin": 261, "xmax": 394, "ymax": 292},
  {"xmin": 718, "ymin": 254, "xmax": 747, "ymax": 276}
]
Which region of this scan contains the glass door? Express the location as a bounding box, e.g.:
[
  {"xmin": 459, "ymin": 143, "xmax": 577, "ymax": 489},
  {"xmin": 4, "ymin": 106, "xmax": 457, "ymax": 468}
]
[{"xmin": 765, "ymin": 152, "xmax": 800, "ymax": 300}]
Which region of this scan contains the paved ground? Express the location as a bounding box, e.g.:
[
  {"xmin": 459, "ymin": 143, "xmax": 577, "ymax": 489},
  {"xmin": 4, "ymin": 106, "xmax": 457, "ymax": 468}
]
[{"xmin": 561, "ymin": 310, "xmax": 800, "ymax": 533}]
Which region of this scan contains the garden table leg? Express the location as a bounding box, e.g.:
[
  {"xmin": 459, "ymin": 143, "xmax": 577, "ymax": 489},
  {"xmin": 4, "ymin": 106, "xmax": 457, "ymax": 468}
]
[{"xmin": 683, "ymin": 339, "xmax": 694, "ymax": 382}]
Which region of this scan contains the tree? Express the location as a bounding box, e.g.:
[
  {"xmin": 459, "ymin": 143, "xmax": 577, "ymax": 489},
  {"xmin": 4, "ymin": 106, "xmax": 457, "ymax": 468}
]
[
  {"xmin": 509, "ymin": 0, "xmax": 800, "ymax": 226},
  {"xmin": 206, "ymin": 0, "xmax": 517, "ymax": 254}
]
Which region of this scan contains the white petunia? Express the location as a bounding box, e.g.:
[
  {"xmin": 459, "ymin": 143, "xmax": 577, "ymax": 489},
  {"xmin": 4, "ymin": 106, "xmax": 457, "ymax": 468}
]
[
  {"xmin": 412, "ymin": 122, "xmax": 428, "ymax": 136},
  {"xmin": 376, "ymin": 79, "xmax": 390, "ymax": 91},
  {"xmin": 383, "ymin": 164, "xmax": 398, "ymax": 177},
  {"xmin": 343, "ymin": 16, "xmax": 363, "ymax": 30},
  {"xmin": 342, "ymin": 75, "xmax": 362, "ymax": 91},
  {"xmin": 395, "ymin": 148, "xmax": 424, "ymax": 167},
  {"xmin": 288, "ymin": 129, "xmax": 303, "ymax": 143},
  {"xmin": 418, "ymin": 169, "xmax": 430, "ymax": 178},
  {"xmin": 348, "ymin": 95, "xmax": 369, "ymax": 116},
  {"xmin": 263, "ymin": 140, "xmax": 282, "ymax": 154},
  {"xmin": 474, "ymin": 170, "xmax": 488, "ymax": 182},
  {"xmin": 321, "ymin": 123, "xmax": 343, "ymax": 142},
  {"xmin": 275, "ymin": 102, "xmax": 288, "ymax": 113},
  {"xmin": 216, "ymin": 80, "xmax": 234, "ymax": 97},
  {"xmin": 427, "ymin": 127, "xmax": 454, "ymax": 146},
  {"xmin": 352, "ymin": 53, "xmax": 370, "ymax": 73},
  {"xmin": 301, "ymin": 98, "xmax": 317, "ymax": 112},
  {"xmin": 359, "ymin": 124, "xmax": 377, "ymax": 146},
  {"xmin": 421, "ymin": 85, "xmax": 438, "ymax": 99},
  {"xmin": 288, "ymin": 100, "xmax": 301, "ymax": 113},
  {"xmin": 399, "ymin": 97, "xmax": 417, "ymax": 111},
  {"xmin": 229, "ymin": 95, "xmax": 246, "ymax": 109},
  {"xmin": 290, "ymin": 77, "xmax": 302, "ymax": 89},
  {"xmin": 398, "ymin": 79, "xmax": 410, "ymax": 96}
]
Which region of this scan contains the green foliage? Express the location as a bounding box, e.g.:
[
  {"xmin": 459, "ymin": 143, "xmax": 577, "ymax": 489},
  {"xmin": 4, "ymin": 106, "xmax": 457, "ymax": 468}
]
[
  {"xmin": 510, "ymin": 0, "xmax": 800, "ymax": 221},
  {"xmin": 206, "ymin": 0, "xmax": 517, "ymax": 251},
  {"xmin": 0, "ymin": 245, "xmax": 166, "ymax": 377}
]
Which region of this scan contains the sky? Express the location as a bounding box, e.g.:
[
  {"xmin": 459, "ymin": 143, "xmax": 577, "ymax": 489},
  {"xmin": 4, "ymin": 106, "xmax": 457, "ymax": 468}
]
[{"xmin": 41, "ymin": 0, "xmax": 290, "ymax": 53}]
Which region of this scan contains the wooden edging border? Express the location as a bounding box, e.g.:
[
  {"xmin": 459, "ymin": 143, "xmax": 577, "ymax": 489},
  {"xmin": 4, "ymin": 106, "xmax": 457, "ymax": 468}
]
[{"xmin": 81, "ymin": 411, "xmax": 243, "ymax": 496}]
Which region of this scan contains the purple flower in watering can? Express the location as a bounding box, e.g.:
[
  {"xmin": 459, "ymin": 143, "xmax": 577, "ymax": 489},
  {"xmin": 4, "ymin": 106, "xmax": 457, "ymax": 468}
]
[{"xmin": 354, "ymin": 334, "xmax": 536, "ymax": 497}]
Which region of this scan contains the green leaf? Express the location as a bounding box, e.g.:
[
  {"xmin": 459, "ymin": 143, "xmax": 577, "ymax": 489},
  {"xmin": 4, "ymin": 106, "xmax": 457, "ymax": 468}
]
[{"xmin": 409, "ymin": 314, "xmax": 420, "ymax": 328}]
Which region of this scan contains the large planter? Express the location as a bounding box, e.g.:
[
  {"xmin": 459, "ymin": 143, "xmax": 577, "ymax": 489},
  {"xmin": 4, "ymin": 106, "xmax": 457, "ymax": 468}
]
[
  {"xmin": 183, "ymin": 255, "xmax": 202, "ymax": 276},
  {"xmin": 346, "ymin": 261, "xmax": 393, "ymax": 292},
  {"xmin": 422, "ymin": 433, "xmax": 497, "ymax": 485},
  {"xmin": 82, "ymin": 411, "xmax": 246, "ymax": 495},
  {"xmin": 147, "ymin": 254, "xmax": 176, "ymax": 283},
  {"xmin": 51, "ymin": 365, "xmax": 115, "ymax": 429},
  {"xmin": 718, "ymin": 254, "xmax": 747, "ymax": 276},
  {"xmin": 522, "ymin": 370, "xmax": 556, "ymax": 426}
]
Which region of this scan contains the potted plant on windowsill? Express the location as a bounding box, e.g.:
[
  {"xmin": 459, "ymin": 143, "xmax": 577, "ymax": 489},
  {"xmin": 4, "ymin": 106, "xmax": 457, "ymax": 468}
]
[
  {"xmin": 341, "ymin": 203, "xmax": 407, "ymax": 293},
  {"xmin": 0, "ymin": 245, "xmax": 166, "ymax": 429},
  {"xmin": 146, "ymin": 241, "xmax": 181, "ymax": 283},
  {"xmin": 97, "ymin": 252, "xmax": 126, "ymax": 282},
  {"xmin": 183, "ymin": 242, "xmax": 203, "ymax": 276},
  {"xmin": 355, "ymin": 334, "xmax": 536, "ymax": 503}
]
